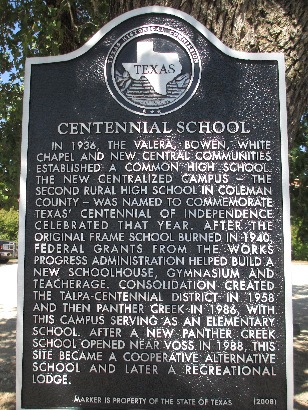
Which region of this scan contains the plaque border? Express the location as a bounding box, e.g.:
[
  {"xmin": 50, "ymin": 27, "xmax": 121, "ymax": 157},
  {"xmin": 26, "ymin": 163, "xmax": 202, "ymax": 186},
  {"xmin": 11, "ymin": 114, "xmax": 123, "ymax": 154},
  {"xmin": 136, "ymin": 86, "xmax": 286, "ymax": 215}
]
[{"xmin": 17, "ymin": 6, "xmax": 293, "ymax": 410}]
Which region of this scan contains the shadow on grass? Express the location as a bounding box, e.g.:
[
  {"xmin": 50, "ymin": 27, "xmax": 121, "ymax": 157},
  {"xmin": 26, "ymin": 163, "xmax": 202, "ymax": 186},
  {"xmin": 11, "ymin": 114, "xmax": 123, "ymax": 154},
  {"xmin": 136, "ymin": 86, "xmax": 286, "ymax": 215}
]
[
  {"xmin": 0, "ymin": 312, "xmax": 16, "ymax": 410},
  {"xmin": 293, "ymin": 285, "xmax": 308, "ymax": 409}
]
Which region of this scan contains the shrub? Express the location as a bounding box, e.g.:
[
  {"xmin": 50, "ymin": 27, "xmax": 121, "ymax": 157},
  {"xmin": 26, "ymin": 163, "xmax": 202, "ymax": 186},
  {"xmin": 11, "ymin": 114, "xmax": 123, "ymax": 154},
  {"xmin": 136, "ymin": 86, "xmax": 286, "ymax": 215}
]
[
  {"xmin": 0, "ymin": 208, "xmax": 19, "ymax": 241},
  {"xmin": 291, "ymin": 223, "xmax": 308, "ymax": 261}
]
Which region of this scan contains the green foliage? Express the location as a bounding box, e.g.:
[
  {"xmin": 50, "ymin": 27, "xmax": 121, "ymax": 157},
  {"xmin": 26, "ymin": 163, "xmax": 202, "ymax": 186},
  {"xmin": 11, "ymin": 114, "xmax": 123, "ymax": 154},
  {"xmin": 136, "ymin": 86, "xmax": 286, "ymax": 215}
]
[
  {"xmin": 0, "ymin": 0, "xmax": 108, "ymax": 210},
  {"xmin": 289, "ymin": 111, "xmax": 308, "ymax": 259},
  {"xmin": 0, "ymin": 81, "xmax": 23, "ymax": 209},
  {"xmin": 291, "ymin": 224, "xmax": 308, "ymax": 261},
  {"xmin": 0, "ymin": 208, "xmax": 19, "ymax": 241}
]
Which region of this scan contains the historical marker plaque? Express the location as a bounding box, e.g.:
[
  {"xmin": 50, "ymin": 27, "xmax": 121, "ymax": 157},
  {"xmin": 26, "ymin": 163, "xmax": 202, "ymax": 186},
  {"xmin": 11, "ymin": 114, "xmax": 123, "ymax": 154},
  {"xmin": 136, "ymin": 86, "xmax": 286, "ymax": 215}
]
[{"xmin": 17, "ymin": 7, "xmax": 293, "ymax": 410}]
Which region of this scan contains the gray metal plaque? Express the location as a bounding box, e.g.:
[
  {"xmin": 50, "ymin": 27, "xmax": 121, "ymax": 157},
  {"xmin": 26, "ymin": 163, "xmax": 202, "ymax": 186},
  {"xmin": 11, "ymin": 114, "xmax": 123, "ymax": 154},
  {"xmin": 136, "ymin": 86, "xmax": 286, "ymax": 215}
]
[{"xmin": 17, "ymin": 6, "xmax": 293, "ymax": 410}]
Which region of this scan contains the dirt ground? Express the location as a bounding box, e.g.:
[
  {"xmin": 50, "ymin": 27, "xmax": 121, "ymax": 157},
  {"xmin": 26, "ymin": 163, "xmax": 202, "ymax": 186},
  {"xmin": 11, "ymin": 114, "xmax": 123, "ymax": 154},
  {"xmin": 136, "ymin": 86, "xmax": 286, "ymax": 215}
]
[
  {"xmin": 0, "ymin": 265, "xmax": 307, "ymax": 409},
  {"xmin": 0, "ymin": 313, "xmax": 16, "ymax": 410},
  {"xmin": 0, "ymin": 260, "xmax": 16, "ymax": 410}
]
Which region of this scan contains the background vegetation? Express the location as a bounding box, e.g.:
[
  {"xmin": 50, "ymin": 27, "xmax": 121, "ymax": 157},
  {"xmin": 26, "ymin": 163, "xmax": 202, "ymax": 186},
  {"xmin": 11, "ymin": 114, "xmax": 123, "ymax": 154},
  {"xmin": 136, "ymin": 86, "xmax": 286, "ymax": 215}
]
[
  {"xmin": 0, "ymin": 0, "xmax": 308, "ymax": 258},
  {"xmin": 0, "ymin": 208, "xmax": 18, "ymax": 241},
  {"xmin": 289, "ymin": 113, "xmax": 308, "ymax": 260}
]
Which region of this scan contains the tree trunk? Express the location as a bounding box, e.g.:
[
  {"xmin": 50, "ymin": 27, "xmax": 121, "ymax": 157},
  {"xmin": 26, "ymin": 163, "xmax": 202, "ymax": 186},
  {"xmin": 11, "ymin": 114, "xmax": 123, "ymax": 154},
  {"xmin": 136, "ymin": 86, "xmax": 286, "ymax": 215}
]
[
  {"xmin": 108, "ymin": 0, "xmax": 308, "ymax": 146},
  {"xmin": 45, "ymin": 0, "xmax": 81, "ymax": 53}
]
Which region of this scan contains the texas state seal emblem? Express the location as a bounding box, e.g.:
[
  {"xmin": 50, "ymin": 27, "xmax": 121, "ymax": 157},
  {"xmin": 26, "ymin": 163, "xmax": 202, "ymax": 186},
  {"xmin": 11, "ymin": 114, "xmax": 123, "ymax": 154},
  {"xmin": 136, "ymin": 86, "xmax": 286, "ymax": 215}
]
[{"xmin": 105, "ymin": 25, "xmax": 201, "ymax": 115}]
